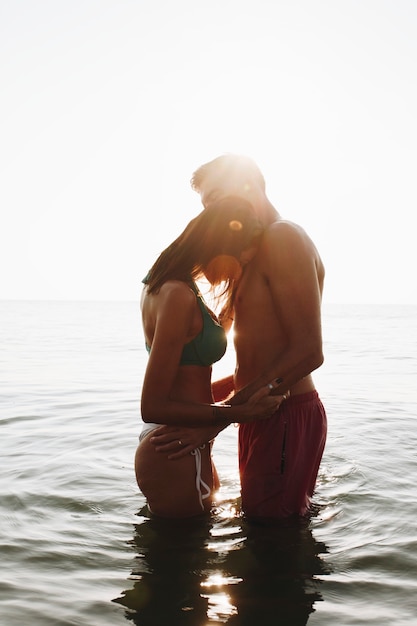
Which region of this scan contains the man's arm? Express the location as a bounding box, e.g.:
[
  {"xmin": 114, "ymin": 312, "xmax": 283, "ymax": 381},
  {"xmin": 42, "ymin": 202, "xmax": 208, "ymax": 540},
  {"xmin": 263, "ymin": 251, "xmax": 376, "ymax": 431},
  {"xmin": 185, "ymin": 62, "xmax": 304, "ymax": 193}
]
[{"xmin": 149, "ymin": 424, "xmax": 226, "ymax": 460}]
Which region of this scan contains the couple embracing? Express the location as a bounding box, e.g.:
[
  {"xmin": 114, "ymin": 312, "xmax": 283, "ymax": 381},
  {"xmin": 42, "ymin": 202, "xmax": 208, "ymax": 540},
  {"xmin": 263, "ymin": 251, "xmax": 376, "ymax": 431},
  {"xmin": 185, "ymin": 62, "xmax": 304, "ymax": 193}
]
[{"xmin": 135, "ymin": 154, "xmax": 327, "ymax": 522}]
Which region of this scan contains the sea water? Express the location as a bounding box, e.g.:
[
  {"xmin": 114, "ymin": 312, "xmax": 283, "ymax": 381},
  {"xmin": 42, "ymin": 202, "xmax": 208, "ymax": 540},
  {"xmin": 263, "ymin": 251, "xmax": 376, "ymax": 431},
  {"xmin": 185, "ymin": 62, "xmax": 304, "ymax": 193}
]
[{"xmin": 1, "ymin": 300, "xmax": 416, "ymax": 625}]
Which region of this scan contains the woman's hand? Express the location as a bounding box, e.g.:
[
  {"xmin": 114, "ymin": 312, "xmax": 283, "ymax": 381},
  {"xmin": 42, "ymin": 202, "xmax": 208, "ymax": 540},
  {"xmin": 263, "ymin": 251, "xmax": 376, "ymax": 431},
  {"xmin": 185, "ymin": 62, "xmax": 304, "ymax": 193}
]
[
  {"xmin": 148, "ymin": 382, "xmax": 286, "ymax": 459},
  {"xmin": 236, "ymin": 384, "xmax": 286, "ymax": 423}
]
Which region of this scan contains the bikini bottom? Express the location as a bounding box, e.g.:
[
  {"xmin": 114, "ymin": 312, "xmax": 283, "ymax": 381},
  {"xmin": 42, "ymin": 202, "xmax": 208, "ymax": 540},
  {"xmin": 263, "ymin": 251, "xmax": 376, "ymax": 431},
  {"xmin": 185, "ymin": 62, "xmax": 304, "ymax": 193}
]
[{"xmin": 139, "ymin": 422, "xmax": 211, "ymax": 510}]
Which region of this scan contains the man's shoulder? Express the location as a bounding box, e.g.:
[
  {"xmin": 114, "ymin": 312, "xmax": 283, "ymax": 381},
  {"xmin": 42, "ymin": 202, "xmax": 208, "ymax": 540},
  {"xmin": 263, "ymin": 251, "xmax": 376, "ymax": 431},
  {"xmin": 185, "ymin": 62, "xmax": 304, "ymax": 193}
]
[
  {"xmin": 257, "ymin": 219, "xmax": 320, "ymax": 269},
  {"xmin": 263, "ymin": 219, "xmax": 310, "ymax": 244}
]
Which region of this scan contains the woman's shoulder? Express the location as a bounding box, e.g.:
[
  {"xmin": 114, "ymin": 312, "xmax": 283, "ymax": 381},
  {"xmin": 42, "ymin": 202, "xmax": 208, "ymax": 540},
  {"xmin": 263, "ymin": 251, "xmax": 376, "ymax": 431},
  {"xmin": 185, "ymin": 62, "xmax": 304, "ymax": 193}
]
[{"xmin": 157, "ymin": 280, "xmax": 196, "ymax": 307}]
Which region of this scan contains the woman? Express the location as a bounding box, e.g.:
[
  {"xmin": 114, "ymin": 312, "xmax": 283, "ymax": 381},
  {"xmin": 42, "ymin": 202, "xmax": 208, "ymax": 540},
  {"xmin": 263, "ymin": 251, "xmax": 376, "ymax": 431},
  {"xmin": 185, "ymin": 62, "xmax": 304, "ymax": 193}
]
[{"xmin": 135, "ymin": 197, "xmax": 284, "ymax": 518}]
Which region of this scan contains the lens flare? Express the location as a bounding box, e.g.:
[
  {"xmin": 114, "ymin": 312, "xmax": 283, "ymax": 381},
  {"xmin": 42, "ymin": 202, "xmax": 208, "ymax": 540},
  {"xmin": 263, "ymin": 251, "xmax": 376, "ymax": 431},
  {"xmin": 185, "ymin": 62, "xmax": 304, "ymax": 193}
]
[
  {"xmin": 229, "ymin": 220, "xmax": 242, "ymax": 231},
  {"xmin": 204, "ymin": 255, "xmax": 242, "ymax": 285}
]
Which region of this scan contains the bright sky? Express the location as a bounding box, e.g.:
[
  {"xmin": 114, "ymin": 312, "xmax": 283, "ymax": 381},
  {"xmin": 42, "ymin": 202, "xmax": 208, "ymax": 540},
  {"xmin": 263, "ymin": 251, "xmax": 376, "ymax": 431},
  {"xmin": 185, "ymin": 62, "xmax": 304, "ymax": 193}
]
[{"xmin": 1, "ymin": 0, "xmax": 416, "ymax": 305}]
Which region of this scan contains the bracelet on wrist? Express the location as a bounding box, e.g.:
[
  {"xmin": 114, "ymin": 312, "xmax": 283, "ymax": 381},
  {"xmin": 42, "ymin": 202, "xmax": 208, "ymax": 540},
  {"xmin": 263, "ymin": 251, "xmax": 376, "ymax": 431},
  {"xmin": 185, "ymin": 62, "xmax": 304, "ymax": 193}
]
[{"xmin": 211, "ymin": 404, "xmax": 232, "ymax": 425}]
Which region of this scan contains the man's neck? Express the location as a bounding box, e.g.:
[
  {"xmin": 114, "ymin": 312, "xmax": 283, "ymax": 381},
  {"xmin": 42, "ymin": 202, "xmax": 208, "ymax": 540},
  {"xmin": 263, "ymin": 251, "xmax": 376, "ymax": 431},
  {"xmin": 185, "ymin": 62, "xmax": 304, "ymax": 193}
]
[{"xmin": 258, "ymin": 198, "xmax": 279, "ymax": 225}]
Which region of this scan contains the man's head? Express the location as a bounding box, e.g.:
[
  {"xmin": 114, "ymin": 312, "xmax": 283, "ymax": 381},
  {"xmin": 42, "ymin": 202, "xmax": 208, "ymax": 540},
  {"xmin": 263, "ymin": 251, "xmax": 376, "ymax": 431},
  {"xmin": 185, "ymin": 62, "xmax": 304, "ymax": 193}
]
[
  {"xmin": 146, "ymin": 196, "xmax": 263, "ymax": 293},
  {"xmin": 190, "ymin": 154, "xmax": 266, "ymax": 209}
]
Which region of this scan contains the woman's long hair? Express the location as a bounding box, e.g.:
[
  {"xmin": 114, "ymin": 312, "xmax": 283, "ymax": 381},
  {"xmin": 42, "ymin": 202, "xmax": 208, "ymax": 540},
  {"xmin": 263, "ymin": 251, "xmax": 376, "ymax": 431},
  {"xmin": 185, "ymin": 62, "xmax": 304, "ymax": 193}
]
[{"xmin": 145, "ymin": 197, "xmax": 263, "ymax": 300}]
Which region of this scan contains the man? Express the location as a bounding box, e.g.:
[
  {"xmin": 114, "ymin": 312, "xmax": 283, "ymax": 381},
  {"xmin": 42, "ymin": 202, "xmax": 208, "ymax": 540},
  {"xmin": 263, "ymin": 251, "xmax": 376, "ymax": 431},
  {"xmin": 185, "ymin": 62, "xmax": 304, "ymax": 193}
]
[{"xmin": 151, "ymin": 154, "xmax": 327, "ymax": 520}]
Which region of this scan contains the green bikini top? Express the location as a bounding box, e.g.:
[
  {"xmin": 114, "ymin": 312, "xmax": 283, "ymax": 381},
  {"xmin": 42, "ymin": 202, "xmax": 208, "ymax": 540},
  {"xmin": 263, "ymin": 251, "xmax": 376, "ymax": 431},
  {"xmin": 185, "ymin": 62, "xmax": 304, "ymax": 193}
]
[{"xmin": 144, "ymin": 280, "xmax": 227, "ymax": 367}]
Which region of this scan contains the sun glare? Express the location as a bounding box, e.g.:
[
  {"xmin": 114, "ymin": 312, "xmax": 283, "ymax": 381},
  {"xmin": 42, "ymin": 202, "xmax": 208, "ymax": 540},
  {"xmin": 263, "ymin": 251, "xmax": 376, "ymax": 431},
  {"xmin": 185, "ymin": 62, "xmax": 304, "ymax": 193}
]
[
  {"xmin": 200, "ymin": 573, "xmax": 242, "ymax": 621},
  {"xmin": 1, "ymin": 1, "xmax": 416, "ymax": 304}
]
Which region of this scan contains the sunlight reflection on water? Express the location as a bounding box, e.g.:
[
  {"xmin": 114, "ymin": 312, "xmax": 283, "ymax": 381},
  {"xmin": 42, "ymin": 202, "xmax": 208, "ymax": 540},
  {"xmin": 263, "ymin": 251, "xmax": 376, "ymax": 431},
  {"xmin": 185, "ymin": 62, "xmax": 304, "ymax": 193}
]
[{"xmin": 2, "ymin": 301, "xmax": 417, "ymax": 625}]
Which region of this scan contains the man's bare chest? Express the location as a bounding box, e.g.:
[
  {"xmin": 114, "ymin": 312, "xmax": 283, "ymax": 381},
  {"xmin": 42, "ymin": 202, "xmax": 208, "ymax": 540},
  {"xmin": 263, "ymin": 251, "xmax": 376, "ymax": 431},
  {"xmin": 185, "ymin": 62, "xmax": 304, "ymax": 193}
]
[{"xmin": 234, "ymin": 264, "xmax": 271, "ymax": 314}]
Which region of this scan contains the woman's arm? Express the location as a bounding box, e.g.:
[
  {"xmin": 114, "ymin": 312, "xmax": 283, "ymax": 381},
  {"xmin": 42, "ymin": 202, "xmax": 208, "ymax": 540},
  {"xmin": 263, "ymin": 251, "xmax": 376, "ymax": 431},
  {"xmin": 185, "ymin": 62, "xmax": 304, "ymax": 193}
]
[
  {"xmin": 211, "ymin": 375, "xmax": 235, "ymax": 403},
  {"xmin": 141, "ymin": 281, "xmax": 283, "ymax": 428}
]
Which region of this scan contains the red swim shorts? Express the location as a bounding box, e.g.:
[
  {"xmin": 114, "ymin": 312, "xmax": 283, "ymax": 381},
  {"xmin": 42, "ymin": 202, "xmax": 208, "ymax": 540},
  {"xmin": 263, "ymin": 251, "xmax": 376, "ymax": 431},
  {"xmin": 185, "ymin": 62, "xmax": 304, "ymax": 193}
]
[{"xmin": 238, "ymin": 390, "xmax": 327, "ymax": 520}]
